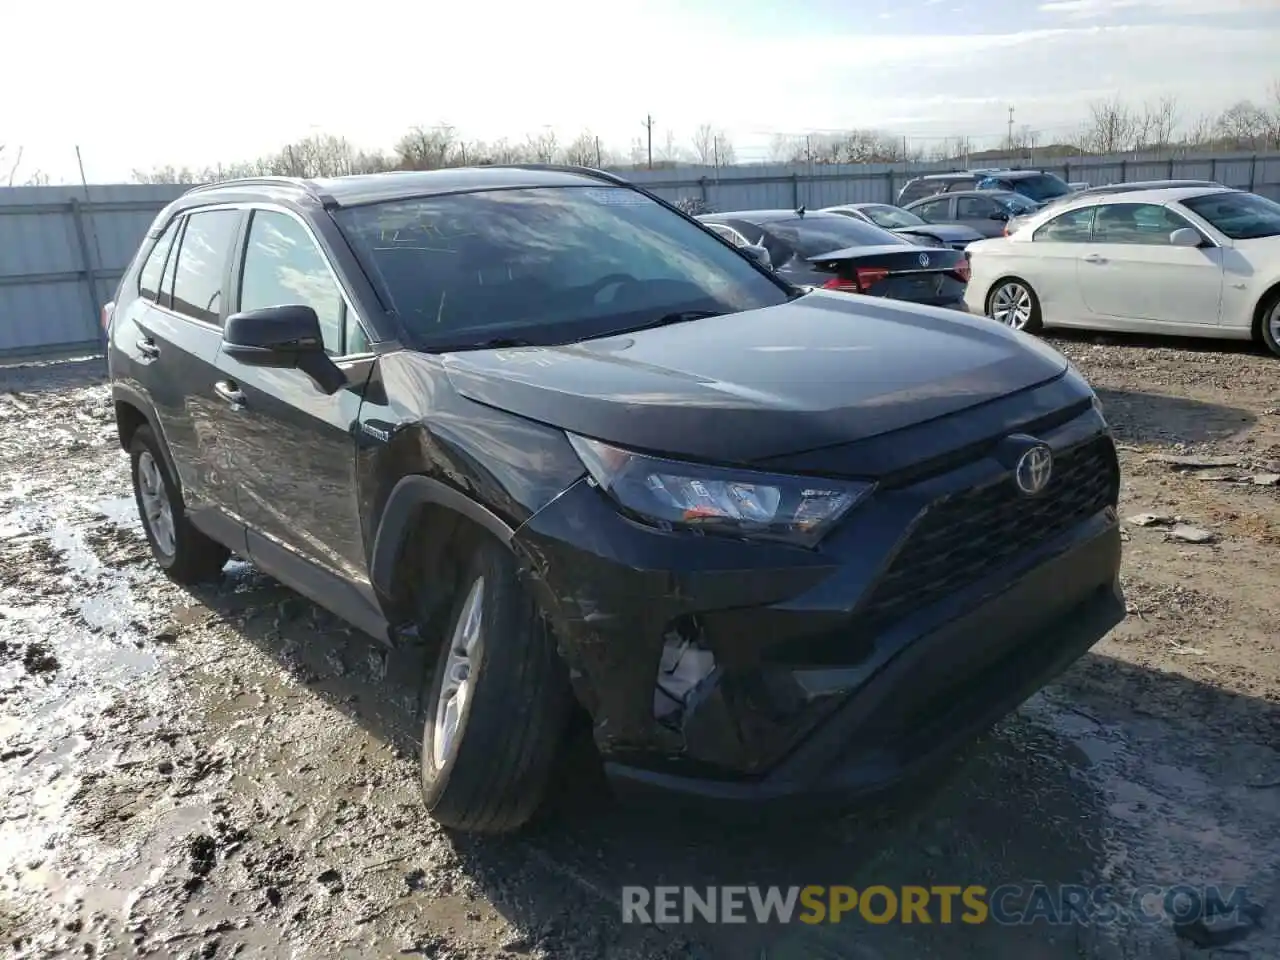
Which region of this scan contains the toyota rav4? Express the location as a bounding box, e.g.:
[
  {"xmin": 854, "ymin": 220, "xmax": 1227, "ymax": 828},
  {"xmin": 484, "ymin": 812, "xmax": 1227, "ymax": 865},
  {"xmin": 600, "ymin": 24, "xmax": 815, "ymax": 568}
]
[{"xmin": 105, "ymin": 165, "xmax": 1125, "ymax": 833}]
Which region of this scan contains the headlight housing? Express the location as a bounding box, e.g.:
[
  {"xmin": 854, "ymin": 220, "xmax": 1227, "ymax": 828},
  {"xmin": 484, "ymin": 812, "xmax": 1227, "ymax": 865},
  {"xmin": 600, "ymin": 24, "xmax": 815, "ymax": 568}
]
[{"xmin": 567, "ymin": 433, "xmax": 871, "ymax": 548}]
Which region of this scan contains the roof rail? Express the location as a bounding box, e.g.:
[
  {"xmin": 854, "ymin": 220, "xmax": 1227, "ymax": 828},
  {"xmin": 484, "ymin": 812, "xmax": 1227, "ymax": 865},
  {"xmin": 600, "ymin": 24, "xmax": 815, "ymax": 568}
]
[
  {"xmin": 184, "ymin": 175, "xmax": 316, "ymax": 197},
  {"xmin": 500, "ymin": 163, "xmax": 631, "ymax": 186}
]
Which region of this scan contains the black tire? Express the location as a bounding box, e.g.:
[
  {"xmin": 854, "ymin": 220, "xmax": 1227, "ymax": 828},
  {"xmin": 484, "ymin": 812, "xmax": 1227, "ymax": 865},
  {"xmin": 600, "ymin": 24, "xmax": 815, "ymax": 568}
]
[
  {"xmin": 129, "ymin": 425, "xmax": 229, "ymax": 584},
  {"xmin": 420, "ymin": 535, "xmax": 573, "ymax": 834},
  {"xmin": 985, "ymin": 276, "xmax": 1043, "ymax": 334},
  {"xmin": 1257, "ymin": 291, "xmax": 1280, "ymax": 358}
]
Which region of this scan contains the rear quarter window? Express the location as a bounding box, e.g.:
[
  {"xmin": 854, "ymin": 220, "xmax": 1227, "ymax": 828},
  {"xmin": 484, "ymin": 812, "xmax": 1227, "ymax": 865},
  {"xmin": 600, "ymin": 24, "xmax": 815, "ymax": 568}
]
[{"xmin": 137, "ymin": 220, "xmax": 180, "ymax": 301}]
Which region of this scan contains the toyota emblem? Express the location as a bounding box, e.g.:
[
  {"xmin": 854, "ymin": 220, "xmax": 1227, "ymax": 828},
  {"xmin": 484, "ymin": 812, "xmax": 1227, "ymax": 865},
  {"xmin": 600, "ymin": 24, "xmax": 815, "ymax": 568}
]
[
  {"xmin": 918, "ymin": 252, "xmax": 930, "ymax": 267},
  {"xmin": 1014, "ymin": 445, "xmax": 1053, "ymax": 496}
]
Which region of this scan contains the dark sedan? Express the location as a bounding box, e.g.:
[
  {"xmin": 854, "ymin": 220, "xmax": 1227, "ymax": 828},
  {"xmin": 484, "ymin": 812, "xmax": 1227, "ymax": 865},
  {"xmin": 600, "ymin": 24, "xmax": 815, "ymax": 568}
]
[
  {"xmin": 821, "ymin": 203, "xmax": 984, "ymax": 250},
  {"xmin": 904, "ymin": 190, "xmax": 1041, "ymax": 239},
  {"xmin": 699, "ymin": 209, "xmax": 970, "ymax": 310}
]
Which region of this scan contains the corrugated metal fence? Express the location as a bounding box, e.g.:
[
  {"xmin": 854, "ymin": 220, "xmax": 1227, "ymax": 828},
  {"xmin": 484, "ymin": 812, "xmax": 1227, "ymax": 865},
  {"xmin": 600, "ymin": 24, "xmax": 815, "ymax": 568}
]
[
  {"xmin": 0, "ymin": 184, "xmax": 184, "ymax": 361},
  {"xmin": 2, "ymin": 151, "xmax": 1278, "ymax": 361}
]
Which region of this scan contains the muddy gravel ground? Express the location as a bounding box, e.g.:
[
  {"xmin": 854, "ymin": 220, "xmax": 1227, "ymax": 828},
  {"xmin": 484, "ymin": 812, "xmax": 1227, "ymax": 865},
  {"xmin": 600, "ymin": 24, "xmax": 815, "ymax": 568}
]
[{"xmin": 1, "ymin": 334, "xmax": 1278, "ymax": 960}]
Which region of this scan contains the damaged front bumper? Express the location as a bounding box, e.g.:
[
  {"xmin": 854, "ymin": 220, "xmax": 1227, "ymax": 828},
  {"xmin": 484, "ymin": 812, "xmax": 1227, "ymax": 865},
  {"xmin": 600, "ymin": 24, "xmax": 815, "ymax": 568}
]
[{"xmin": 513, "ymin": 420, "xmax": 1124, "ymax": 805}]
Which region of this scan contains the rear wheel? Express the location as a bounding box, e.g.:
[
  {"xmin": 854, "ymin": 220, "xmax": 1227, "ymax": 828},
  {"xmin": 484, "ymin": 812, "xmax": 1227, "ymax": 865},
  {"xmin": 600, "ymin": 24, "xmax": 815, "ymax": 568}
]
[
  {"xmin": 986, "ymin": 278, "xmax": 1043, "ymax": 333},
  {"xmin": 1258, "ymin": 292, "xmax": 1280, "ymax": 358},
  {"xmin": 129, "ymin": 425, "xmax": 229, "ymax": 584},
  {"xmin": 419, "ymin": 535, "xmax": 573, "ymax": 834}
]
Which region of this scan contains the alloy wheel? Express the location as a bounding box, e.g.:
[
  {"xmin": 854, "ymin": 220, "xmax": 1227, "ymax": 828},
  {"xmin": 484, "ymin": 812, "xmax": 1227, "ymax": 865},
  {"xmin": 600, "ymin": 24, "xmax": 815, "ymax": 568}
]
[
  {"xmin": 990, "ymin": 282, "xmax": 1034, "ymax": 330},
  {"xmin": 432, "ymin": 576, "xmax": 485, "ymax": 768},
  {"xmin": 137, "ymin": 450, "xmax": 176, "ymax": 557}
]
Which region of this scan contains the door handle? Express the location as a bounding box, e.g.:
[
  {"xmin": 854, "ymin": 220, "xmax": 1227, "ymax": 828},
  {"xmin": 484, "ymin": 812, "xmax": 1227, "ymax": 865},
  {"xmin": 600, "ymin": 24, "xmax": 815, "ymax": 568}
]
[
  {"xmin": 1083, "ymin": 254, "xmax": 1107, "ymax": 264},
  {"xmin": 136, "ymin": 338, "xmax": 160, "ymax": 359},
  {"xmin": 214, "ymin": 381, "xmax": 245, "ymax": 406}
]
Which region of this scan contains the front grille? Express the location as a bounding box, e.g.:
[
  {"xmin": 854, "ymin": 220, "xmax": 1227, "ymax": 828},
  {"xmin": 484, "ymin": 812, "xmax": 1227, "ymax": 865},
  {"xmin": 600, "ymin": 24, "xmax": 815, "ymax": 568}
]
[{"xmin": 858, "ymin": 435, "xmax": 1117, "ymax": 627}]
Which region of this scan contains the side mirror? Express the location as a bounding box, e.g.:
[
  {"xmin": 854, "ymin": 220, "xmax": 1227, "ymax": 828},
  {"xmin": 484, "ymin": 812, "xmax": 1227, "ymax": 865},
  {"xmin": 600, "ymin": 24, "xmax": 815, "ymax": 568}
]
[
  {"xmin": 1169, "ymin": 227, "xmax": 1202, "ymax": 248},
  {"xmin": 989, "ymin": 211, "xmax": 1010, "ymax": 222},
  {"xmin": 222, "ymin": 305, "xmax": 345, "ymax": 394},
  {"xmin": 742, "ymin": 244, "xmax": 773, "ymax": 269}
]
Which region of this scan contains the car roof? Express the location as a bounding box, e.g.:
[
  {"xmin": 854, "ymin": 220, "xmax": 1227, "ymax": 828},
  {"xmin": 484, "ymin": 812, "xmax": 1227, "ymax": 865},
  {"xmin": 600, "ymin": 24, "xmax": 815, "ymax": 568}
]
[
  {"xmin": 703, "ymin": 209, "xmax": 847, "ymax": 224},
  {"xmin": 174, "ymin": 165, "xmax": 624, "ymax": 210},
  {"xmin": 1079, "ymin": 179, "xmax": 1224, "ymax": 194},
  {"xmin": 916, "ymin": 169, "xmax": 1052, "ymax": 182},
  {"xmin": 907, "ymin": 189, "xmax": 1025, "ymax": 203},
  {"xmin": 1064, "ymin": 186, "xmax": 1240, "ymax": 206}
]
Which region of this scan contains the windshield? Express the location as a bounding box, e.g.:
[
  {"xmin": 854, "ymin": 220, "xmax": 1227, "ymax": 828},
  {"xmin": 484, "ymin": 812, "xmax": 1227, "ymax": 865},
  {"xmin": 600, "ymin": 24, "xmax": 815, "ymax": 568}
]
[
  {"xmin": 988, "ymin": 175, "xmax": 1070, "ymax": 203},
  {"xmin": 1181, "ymin": 191, "xmax": 1280, "ymax": 240},
  {"xmin": 861, "ymin": 205, "xmax": 927, "ymax": 229},
  {"xmin": 759, "ymin": 216, "xmax": 909, "ymax": 259},
  {"xmin": 334, "ymin": 186, "xmax": 790, "ymax": 348}
]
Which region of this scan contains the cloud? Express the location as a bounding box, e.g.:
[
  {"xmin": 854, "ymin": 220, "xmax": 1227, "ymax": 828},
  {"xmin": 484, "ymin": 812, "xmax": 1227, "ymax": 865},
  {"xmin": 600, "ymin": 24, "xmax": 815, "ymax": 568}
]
[{"xmin": 1040, "ymin": 0, "xmax": 1276, "ymax": 18}]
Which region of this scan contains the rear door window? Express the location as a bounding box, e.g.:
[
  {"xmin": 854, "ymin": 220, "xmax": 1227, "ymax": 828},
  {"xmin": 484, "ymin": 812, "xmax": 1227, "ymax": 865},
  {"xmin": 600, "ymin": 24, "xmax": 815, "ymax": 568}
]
[
  {"xmin": 957, "ymin": 196, "xmax": 997, "ymax": 219},
  {"xmin": 899, "ymin": 180, "xmax": 938, "ymax": 204},
  {"xmin": 913, "ymin": 198, "xmax": 952, "ymax": 222},
  {"xmin": 170, "ymin": 209, "xmax": 241, "ymax": 325},
  {"xmin": 1033, "ymin": 206, "xmax": 1096, "ymax": 242}
]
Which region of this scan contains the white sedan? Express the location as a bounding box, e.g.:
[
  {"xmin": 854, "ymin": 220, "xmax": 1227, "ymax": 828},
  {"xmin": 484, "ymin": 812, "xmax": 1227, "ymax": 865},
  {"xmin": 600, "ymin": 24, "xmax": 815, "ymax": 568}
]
[{"xmin": 963, "ymin": 187, "xmax": 1280, "ymax": 356}]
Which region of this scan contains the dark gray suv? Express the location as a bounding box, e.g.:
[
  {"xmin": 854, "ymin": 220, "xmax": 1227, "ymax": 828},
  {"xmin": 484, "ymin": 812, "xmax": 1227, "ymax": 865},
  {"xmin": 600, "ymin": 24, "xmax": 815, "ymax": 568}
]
[
  {"xmin": 898, "ymin": 169, "xmax": 1074, "ymax": 206},
  {"xmin": 103, "ymin": 165, "xmax": 1124, "ymax": 834}
]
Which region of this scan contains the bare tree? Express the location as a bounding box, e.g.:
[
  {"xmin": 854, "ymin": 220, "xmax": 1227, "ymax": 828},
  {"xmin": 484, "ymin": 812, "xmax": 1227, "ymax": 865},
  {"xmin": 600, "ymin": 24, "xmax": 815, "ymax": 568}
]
[
  {"xmin": 627, "ymin": 136, "xmax": 650, "ymax": 166},
  {"xmin": 657, "ymin": 128, "xmax": 685, "ymax": 164},
  {"xmin": 768, "ymin": 134, "xmax": 803, "ymax": 163},
  {"xmin": 716, "ymin": 135, "xmax": 737, "ymax": 165},
  {"xmin": 1080, "ymin": 98, "xmax": 1137, "ymax": 154},
  {"xmin": 1182, "ymin": 113, "xmax": 1217, "ymax": 149},
  {"xmin": 2, "ymin": 145, "xmax": 24, "ymax": 186},
  {"xmin": 562, "ymin": 130, "xmax": 602, "ymax": 166},
  {"xmin": 1215, "ymin": 100, "xmax": 1269, "ymax": 149},
  {"xmin": 690, "ymin": 124, "xmax": 717, "ymax": 165},
  {"xmin": 1135, "ymin": 95, "xmax": 1180, "ymax": 150},
  {"xmin": 396, "ymin": 125, "xmax": 458, "ymax": 170},
  {"xmin": 525, "ymin": 129, "xmax": 558, "ymax": 163}
]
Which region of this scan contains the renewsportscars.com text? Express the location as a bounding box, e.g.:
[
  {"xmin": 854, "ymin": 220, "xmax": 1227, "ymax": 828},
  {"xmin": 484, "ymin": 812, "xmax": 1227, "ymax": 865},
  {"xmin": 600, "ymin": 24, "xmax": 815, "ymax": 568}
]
[{"xmin": 621, "ymin": 884, "xmax": 1260, "ymax": 926}]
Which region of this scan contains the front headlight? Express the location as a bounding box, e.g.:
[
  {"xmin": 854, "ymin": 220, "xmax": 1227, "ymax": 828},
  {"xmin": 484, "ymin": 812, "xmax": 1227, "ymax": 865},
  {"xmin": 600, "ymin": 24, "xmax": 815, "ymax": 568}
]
[{"xmin": 566, "ymin": 433, "xmax": 871, "ymax": 548}]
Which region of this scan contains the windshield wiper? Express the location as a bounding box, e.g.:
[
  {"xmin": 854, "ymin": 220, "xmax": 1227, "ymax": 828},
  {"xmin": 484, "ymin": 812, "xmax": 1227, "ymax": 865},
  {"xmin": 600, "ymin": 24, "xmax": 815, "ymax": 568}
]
[
  {"xmin": 461, "ymin": 336, "xmax": 540, "ymax": 349},
  {"xmin": 623, "ymin": 309, "xmax": 723, "ymax": 333}
]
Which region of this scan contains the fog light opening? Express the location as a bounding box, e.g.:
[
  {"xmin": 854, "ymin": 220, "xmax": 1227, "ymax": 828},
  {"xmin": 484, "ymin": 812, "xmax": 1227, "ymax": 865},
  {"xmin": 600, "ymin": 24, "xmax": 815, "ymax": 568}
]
[{"xmin": 653, "ymin": 619, "xmax": 716, "ymax": 726}]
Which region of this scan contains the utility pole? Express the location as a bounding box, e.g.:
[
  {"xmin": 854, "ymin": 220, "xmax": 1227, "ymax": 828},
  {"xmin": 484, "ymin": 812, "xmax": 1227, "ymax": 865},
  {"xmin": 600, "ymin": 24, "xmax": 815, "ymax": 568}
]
[
  {"xmin": 1006, "ymin": 106, "xmax": 1015, "ymax": 151},
  {"xmin": 713, "ymin": 135, "xmax": 719, "ymax": 171},
  {"xmin": 643, "ymin": 114, "xmax": 655, "ymax": 170},
  {"xmin": 595, "ymin": 136, "xmax": 602, "ymax": 168}
]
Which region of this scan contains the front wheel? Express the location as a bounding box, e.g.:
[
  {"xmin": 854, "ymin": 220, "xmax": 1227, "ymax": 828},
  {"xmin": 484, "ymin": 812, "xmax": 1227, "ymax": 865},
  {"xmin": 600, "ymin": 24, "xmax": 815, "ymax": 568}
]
[
  {"xmin": 986, "ymin": 278, "xmax": 1043, "ymax": 333},
  {"xmin": 419, "ymin": 536, "xmax": 573, "ymax": 834},
  {"xmin": 1258, "ymin": 293, "xmax": 1280, "ymax": 358}
]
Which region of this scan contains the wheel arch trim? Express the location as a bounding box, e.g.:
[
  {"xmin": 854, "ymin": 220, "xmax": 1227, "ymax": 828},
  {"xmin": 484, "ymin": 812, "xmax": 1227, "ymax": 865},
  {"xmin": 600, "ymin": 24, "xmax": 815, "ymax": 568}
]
[{"xmin": 369, "ymin": 474, "xmax": 518, "ymax": 602}]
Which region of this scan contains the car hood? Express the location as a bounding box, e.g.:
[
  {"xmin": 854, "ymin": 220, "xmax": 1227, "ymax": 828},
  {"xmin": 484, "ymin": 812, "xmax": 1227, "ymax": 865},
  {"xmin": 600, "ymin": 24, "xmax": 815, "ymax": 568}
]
[
  {"xmin": 440, "ymin": 291, "xmax": 1068, "ymax": 464},
  {"xmin": 893, "ymin": 224, "xmax": 985, "ymax": 243}
]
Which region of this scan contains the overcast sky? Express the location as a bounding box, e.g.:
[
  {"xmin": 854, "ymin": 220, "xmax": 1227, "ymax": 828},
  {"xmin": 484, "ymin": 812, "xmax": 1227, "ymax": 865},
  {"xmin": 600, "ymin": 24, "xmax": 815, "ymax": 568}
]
[{"xmin": 3, "ymin": 0, "xmax": 1278, "ymax": 183}]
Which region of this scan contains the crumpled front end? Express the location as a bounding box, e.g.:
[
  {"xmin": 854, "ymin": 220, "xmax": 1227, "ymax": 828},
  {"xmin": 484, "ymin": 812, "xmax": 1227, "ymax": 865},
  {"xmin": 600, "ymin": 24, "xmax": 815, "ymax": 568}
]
[{"xmin": 511, "ymin": 399, "xmax": 1125, "ymax": 799}]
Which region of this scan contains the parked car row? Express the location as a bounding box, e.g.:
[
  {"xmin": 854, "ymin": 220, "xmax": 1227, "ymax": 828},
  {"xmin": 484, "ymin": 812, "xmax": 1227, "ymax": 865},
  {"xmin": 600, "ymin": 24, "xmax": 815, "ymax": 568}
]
[
  {"xmin": 699, "ymin": 209, "xmax": 970, "ymax": 310},
  {"xmin": 963, "ymin": 185, "xmax": 1280, "ymax": 356},
  {"xmin": 693, "ymin": 172, "xmax": 1280, "ymax": 358}
]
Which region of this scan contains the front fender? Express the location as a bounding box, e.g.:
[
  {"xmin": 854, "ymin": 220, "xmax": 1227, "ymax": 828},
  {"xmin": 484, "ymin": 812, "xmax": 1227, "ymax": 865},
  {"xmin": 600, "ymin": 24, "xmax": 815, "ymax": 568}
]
[{"xmin": 368, "ymin": 474, "xmax": 519, "ymax": 602}]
